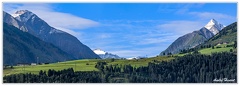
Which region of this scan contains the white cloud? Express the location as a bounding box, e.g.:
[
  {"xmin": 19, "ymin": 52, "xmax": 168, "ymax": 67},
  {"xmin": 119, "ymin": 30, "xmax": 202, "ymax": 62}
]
[
  {"xmin": 189, "ymin": 12, "xmax": 236, "ymax": 25},
  {"xmin": 157, "ymin": 3, "xmax": 205, "ymax": 14},
  {"xmin": 3, "ymin": 3, "xmax": 99, "ymax": 36},
  {"xmin": 136, "ymin": 35, "xmax": 179, "ymax": 45},
  {"xmin": 36, "ymin": 11, "xmax": 99, "ymax": 29},
  {"xmin": 176, "ymin": 4, "xmax": 205, "ymax": 14},
  {"xmin": 53, "ymin": 27, "xmax": 81, "ymax": 37},
  {"xmin": 189, "ymin": 12, "xmax": 234, "ymax": 19},
  {"xmin": 157, "ymin": 20, "xmax": 205, "ymax": 36}
]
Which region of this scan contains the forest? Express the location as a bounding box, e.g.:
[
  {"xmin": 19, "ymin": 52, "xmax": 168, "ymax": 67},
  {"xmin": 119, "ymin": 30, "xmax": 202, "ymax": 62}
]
[{"xmin": 3, "ymin": 52, "xmax": 237, "ymax": 83}]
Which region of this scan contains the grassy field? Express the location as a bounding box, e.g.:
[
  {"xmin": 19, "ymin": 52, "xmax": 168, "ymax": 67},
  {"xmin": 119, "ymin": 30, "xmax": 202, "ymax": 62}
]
[
  {"xmin": 199, "ymin": 47, "xmax": 233, "ymax": 55},
  {"xmin": 3, "ymin": 59, "xmax": 99, "ymax": 76},
  {"xmin": 199, "ymin": 43, "xmax": 234, "ymax": 55},
  {"xmin": 3, "ymin": 56, "xmax": 174, "ymax": 76},
  {"xmin": 175, "ymin": 43, "xmax": 234, "ymax": 56}
]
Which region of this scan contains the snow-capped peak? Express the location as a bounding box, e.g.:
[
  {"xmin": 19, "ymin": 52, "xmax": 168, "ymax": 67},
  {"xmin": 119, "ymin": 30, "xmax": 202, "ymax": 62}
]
[
  {"xmin": 204, "ymin": 19, "xmax": 224, "ymax": 35},
  {"xmin": 204, "ymin": 19, "xmax": 217, "ymax": 29},
  {"xmin": 93, "ymin": 49, "xmax": 106, "ymax": 55},
  {"xmin": 12, "ymin": 10, "xmax": 35, "ymax": 22},
  {"xmin": 12, "ymin": 13, "xmax": 22, "ymax": 17},
  {"xmin": 93, "ymin": 49, "xmax": 121, "ymax": 59},
  {"xmin": 15, "ymin": 10, "xmax": 29, "ymax": 14},
  {"xmin": 11, "ymin": 10, "xmax": 30, "ymax": 17}
]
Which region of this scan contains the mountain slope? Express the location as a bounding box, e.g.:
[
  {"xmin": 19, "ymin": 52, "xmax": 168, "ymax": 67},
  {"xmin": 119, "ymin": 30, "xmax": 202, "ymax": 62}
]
[
  {"xmin": 203, "ymin": 22, "xmax": 237, "ymax": 46},
  {"xmin": 3, "ymin": 11, "xmax": 24, "ymax": 30},
  {"xmin": 161, "ymin": 19, "xmax": 223, "ymax": 55},
  {"xmin": 3, "ymin": 10, "xmax": 100, "ymax": 59},
  {"xmin": 3, "ymin": 23, "xmax": 75, "ymax": 65},
  {"xmin": 176, "ymin": 22, "xmax": 237, "ymax": 56}
]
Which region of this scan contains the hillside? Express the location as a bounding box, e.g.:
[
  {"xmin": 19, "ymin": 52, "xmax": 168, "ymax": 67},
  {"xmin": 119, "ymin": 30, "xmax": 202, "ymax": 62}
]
[
  {"xmin": 177, "ymin": 22, "xmax": 237, "ymax": 56},
  {"xmin": 161, "ymin": 28, "xmax": 214, "ymax": 55},
  {"xmin": 161, "ymin": 19, "xmax": 222, "ymax": 55},
  {"xmin": 3, "ymin": 11, "xmax": 100, "ymax": 59},
  {"xmin": 3, "ymin": 23, "xmax": 75, "ymax": 65},
  {"xmin": 203, "ymin": 22, "xmax": 237, "ymax": 46}
]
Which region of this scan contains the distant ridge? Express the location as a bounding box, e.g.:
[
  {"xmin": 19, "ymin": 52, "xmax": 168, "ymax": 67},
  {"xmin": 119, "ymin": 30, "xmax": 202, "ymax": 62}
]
[{"xmin": 93, "ymin": 49, "xmax": 121, "ymax": 59}]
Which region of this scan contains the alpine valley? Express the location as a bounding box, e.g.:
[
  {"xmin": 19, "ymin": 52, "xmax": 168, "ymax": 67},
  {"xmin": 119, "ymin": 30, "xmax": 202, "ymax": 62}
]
[{"xmin": 2, "ymin": 4, "xmax": 237, "ymax": 83}]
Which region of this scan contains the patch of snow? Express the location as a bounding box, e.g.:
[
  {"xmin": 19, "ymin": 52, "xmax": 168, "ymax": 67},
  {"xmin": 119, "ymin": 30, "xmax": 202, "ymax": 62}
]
[
  {"xmin": 13, "ymin": 10, "xmax": 35, "ymax": 22},
  {"xmin": 93, "ymin": 49, "xmax": 106, "ymax": 55},
  {"xmin": 11, "ymin": 13, "xmax": 22, "ymax": 17},
  {"xmin": 204, "ymin": 19, "xmax": 224, "ymax": 35}
]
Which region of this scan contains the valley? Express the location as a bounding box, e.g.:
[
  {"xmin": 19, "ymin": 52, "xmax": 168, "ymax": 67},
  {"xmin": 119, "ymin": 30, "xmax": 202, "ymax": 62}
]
[
  {"xmin": 2, "ymin": 3, "xmax": 237, "ymax": 83},
  {"xmin": 4, "ymin": 41, "xmax": 235, "ymax": 76},
  {"xmin": 3, "ymin": 55, "xmax": 174, "ymax": 76}
]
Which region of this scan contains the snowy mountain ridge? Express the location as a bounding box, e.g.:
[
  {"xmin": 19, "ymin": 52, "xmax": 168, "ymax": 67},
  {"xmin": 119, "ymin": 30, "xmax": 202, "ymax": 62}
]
[
  {"xmin": 93, "ymin": 49, "xmax": 106, "ymax": 55},
  {"xmin": 93, "ymin": 49, "xmax": 120, "ymax": 59},
  {"xmin": 204, "ymin": 19, "xmax": 224, "ymax": 35}
]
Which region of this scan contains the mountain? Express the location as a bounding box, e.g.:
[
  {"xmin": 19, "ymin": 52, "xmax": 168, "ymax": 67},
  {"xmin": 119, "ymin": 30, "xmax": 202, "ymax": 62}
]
[
  {"xmin": 126, "ymin": 56, "xmax": 148, "ymax": 60},
  {"xmin": 93, "ymin": 49, "xmax": 120, "ymax": 59},
  {"xmin": 3, "ymin": 10, "xmax": 100, "ymax": 59},
  {"xmin": 3, "ymin": 11, "xmax": 24, "ymax": 31},
  {"xmin": 203, "ymin": 22, "xmax": 237, "ymax": 46},
  {"xmin": 161, "ymin": 19, "xmax": 224, "ymax": 55},
  {"xmin": 178, "ymin": 22, "xmax": 237, "ymax": 55},
  {"xmin": 204, "ymin": 19, "xmax": 224, "ymax": 35},
  {"xmin": 3, "ymin": 23, "xmax": 75, "ymax": 65}
]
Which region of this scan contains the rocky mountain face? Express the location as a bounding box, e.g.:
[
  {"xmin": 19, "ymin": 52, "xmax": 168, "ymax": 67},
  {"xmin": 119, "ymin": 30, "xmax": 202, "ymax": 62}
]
[
  {"xmin": 3, "ymin": 10, "xmax": 100, "ymax": 59},
  {"xmin": 93, "ymin": 49, "xmax": 120, "ymax": 59},
  {"xmin": 3, "ymin": 23, "xmax": 75, "ymax": 65},
  {"xmin": 161, "ymin": 19, "xmax": 224, "ymax": 55},
  {"xmin": 3, "ymin": 11, "xmax": 22, "ymax": 30}
]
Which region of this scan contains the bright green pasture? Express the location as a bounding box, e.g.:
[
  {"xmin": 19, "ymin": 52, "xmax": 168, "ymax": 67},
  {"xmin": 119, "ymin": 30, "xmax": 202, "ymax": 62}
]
[{"xmin": 3, "ymin": 56, "xmax": 174, "ymax": 76}]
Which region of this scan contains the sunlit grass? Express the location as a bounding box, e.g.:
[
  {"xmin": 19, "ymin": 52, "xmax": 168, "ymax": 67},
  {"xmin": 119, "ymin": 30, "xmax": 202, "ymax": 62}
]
[{"xmin": 3, "ymin": 56, "xmax": 174, "ymax": 76}]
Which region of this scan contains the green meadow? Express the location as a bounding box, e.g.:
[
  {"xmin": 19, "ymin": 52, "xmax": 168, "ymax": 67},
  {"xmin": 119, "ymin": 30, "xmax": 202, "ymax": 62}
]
[
  {"xmin": 176, "ymin": 43, "xmax": 234, "ymax": 56},
  {"xmin": 3, "ymin": 56, "xmax": 174, "ymax": 76}
]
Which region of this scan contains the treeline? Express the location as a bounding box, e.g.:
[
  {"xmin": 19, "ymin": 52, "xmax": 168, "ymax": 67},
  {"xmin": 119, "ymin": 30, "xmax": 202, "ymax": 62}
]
[
  {"xmin": 3, "ymin": 52, "xmax": 237, "ymax": 83},
  {"xmin": 130, "ymin": 52, "xmax": 237, "ymax": 83},
  {"xmin": 3, "ymin": 68, "xmax": 101, "ymax": 83}
]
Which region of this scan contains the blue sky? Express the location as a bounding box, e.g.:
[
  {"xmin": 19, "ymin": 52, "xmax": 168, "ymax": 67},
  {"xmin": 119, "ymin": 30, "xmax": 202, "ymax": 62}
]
[{"xmin": 3, "ymin": 3, "xmax": 237, "ymax": 57}]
